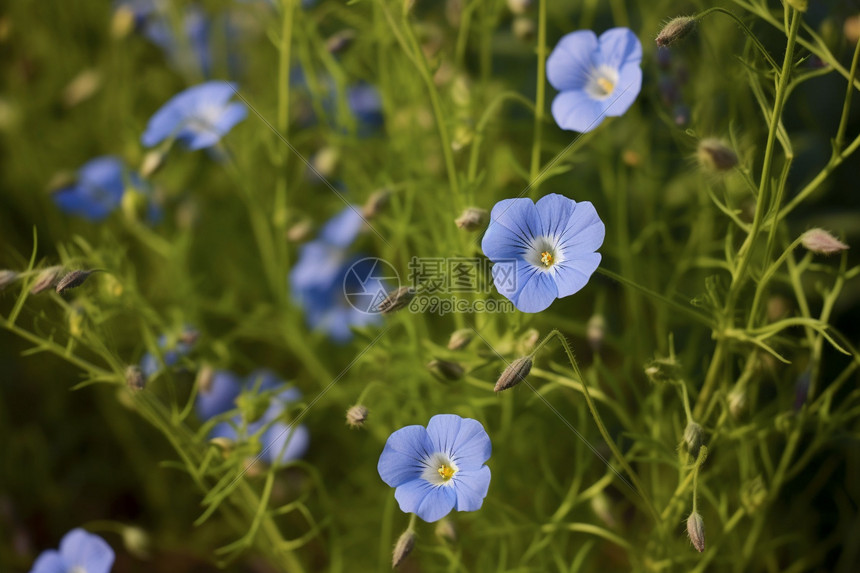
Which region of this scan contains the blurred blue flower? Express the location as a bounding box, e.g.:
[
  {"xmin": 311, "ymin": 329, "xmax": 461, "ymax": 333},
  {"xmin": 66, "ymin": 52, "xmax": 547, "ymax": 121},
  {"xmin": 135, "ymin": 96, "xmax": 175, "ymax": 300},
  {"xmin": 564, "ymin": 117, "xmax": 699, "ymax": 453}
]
[
  {"xmin": 52, "ymin": 156, "xmax": 128, "ymax": 221},
  {"xmin": 377, "ymin": 414, "xmax": 492, "ymax": 523},
  {"xmin": 141, "ymin": 81, "xmax": 247, "ymax": 151},
  {"xmin": 482, "ymin": 193, "xmax": 605, "ymax": 313},
  {"xmin": 141, "ymin": 328, "xmax": 198, "ymax": 378},
  {"xmin": 210, "ymin": 370, "xmax": 309, "ymax": 466},
  {"xmin": 195, "ymin": 369, "xmax": 243, "ymax": 421},
  {"xmin": 30, "ymin": 528, "xmax": 114, "ymax": 573},
  {"xmin": 546, "ymin": 27, "xmax": 642, "ymax": 132}
]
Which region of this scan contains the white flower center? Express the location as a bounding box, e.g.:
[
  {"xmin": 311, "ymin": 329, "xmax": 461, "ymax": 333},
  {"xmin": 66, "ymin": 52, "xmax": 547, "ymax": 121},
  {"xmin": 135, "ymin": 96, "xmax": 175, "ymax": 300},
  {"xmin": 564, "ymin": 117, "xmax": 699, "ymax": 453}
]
[
  {"xmin": 189, "ymin": 104, "xmax": 225, "ymax": 134},
  {"xmin": 421, "ymin": 452, "xmax": 459, "ymax": 486},
  {"xmin": 585, "ymin": 65, "xmax": 619, "ymax": 100},
  {"xmin": 526, "ymin": 236, "xmax": 564, "ymax": 271},
  {"xmin": 70, "ymin": 567, "xmax": 87, "ymax": 573}
]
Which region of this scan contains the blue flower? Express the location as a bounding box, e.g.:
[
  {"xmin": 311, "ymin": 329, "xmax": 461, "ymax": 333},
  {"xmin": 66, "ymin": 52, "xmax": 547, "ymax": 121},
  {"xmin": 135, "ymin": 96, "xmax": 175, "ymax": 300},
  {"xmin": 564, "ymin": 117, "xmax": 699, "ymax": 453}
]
[
  {"xmin": 210, "ymin": 370, "xmax": 309, "ymax": 466},
  {"xmin": 195, "ymin": 369, "xmax": 243, "ymax": 421},
  {"xmin": 481, "ymin": 193, "xmax": 605, "ymax": 313},
  {"xmin": 140, "ymin": 328, "xmax": 198, "ymax": 378},
  {"xmin": 546, "ymin": 27, "xmax": 642, "ymax": 132},
  {"xmin": 30, "ymin": 528, "xmax": 114, "ymax": 573},
  {"xmin": 52, "ymin": 156, "xmax": 128, "ymax": 221},
  {"xmin": 377, "ymin": 414, "xmax": 492, "ymax": 523},
  {"xmin": 141, "ymin": 81, "xmax": 247, "ymax": 151}
]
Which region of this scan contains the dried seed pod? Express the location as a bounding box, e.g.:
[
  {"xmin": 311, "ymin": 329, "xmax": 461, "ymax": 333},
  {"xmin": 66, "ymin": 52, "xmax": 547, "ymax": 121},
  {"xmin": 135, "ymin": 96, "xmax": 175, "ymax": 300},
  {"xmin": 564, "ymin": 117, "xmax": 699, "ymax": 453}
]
[
  {"xmin": 55, "ymin": 269, "xmax": 102, "ymax": 294},
  {"xmin": 346, "ymin": 404, "xmax": 369, "ymax": 428},
  {"xmin": 447, "ymin": 328, "xmax": 473, "ymax": 351},
  {"xmin": 30, "ymin": 266, "xmax": 64, "ymax": 294}
]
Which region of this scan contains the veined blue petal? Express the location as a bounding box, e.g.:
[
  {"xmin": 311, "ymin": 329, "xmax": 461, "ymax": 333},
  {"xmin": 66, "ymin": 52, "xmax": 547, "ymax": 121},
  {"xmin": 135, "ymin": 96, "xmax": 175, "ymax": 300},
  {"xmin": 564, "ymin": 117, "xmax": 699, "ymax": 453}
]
[
  {"xmin": 58, "ymin": 529, "xmax": 114, "ymax": 573},
  {"xmin": 481, "ymin": 217, "xmax": 529, "ymax": 260},
  {"xmin": 557, "ymin": 201, "xmax": 605, "ymax": 254},
  {"xmin": 453, "ymin": 466, "xmax": 491, "ymax": 511},
  {"xmin": 426, "ymin": 414, "xmax": 491, "ymax": 470},
  {"xmin": 554, "ymin": 253, "xmax": 601, "ymax": 298},
  {"xmin": 604, "ymin": 64, "xmax": 642, "ymax": 118},
  {"xmin": 546, "ymin": 30, "xmax": 598, "ymax": 92},
  {"xmin": 597, "ymin": 27, "xmax": 642, "ymax": 69},
  {"xmin": 378, "ymin": 425, "xmax": 434, "ymax": 487},
  {"xmin": 511, "ymin": 267, "xmax": 559, "ymax": 313},
  {"xmin": 488, "ymin": 198, "xmax": 541, "ymax": 240},
  {"xmin": 394, "ymin": 479, "xmax": 457, "ymax": 523},
  {"xmin": 535, "ymin": 193, "xmax": 576, "ymax": 240},
  {"xmin": 551, "ymin": 90, "xmax": 607, "ymax": 133}
]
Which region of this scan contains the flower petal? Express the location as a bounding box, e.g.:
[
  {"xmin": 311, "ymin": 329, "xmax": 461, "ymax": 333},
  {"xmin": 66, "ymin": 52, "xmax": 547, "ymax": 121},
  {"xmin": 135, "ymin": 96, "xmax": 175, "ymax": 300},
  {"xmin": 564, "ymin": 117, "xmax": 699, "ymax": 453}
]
[
  {"xmin": 453, "ymin": 466, "xmax": 491, "ymax": 512},
  {"xmin": 378, "ymin": 425, "xmax": 433, "ymax": 487},
  {"xmin": 394, "ymin": 479, "xmax": 457, "ymax": 522},
  {"xmin": 512, "ymin": 265, "xmax": 559, "ymax": 313},
  {"xmin": 59, "ymin": 529, "xmax": 114, "ymax": 573},
  {"xmin": 426, "ymin": 415, "xmax": 491, "ymax": 470},
  {"xmin": 30, "ymin": 550, "xmax": 65, "ymax": 573},
  {"xmin": 261, "ymin": 422, "xmax": 310, "ymax": 465},
  {"xmin": 535, "ymin": 193, "xmax": 575, "ymax": 240},
  {"xmin": 554, "ymin": 253, "xmax": 602, "ymax": 298},
  {"xmin": 195, "ymin": 370, "xmax": 242, "ymax": 421},
  {"xmin": 212, "ymin": 101, "xmax": 247, "ymax": 137},
  {"xmin": 319, "ymin": 205, "xmax": 365, "ymax": 248},
  {"xmin": 481, "ymin": 218, "xmax": 529, "ymax": 261},
  {"xmin": 550, "ymin": 90, "xmax": 607, "ymax": 133},
  {"xmin": 557, "ymin": 201, "xmax": 605, "ymax": 254},
  {"xmin": 488, "ymin": 198, "xmax": 541, "ymax": 239},
  {"xmin": 546, "ymin": 30, "xmax": 599, "ymax": 92},
  {"xmin": 597, "ymin": 27, "xmax": 642, "ymax": 70},
  {"xmin": 604, "ymin": 64, "xmax": 642, "ymax": 118}
]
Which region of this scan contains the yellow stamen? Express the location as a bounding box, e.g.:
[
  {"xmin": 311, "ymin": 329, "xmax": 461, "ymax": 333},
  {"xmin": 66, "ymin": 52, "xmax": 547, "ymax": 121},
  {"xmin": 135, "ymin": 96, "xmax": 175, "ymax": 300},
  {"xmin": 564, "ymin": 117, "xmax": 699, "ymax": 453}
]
[
  {"xmin": 596, "ymin": 77, "xmax": 615, "ymax": 96},
  {"xmin": 541, "ymin": 251, "xmax": 554, "ymax": 266},
  {"xmin": 437, "ymin": 464, "xmax": 456, "ymax": 481}
]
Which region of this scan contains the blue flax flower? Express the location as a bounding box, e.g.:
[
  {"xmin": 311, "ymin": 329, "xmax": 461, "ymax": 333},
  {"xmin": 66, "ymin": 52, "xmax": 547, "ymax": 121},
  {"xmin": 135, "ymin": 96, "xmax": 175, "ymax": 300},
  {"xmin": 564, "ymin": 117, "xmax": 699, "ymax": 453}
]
[
  {"xmin": 210, "ymin": 370, "xmax": 309, "ymax": 466},
  {"xmin": 378, "ymin": 414, "xmax": 492, "ymax": 523},
  {"xmin": 141, "ymin": 81, "xmax": 247, "ymax": 151},
  {"xmin": 140, "ymin": 327, "xmax": 198, "ymax": 378},
  {"xmin": 546, "ymin": 27, "xmax": 642, "ymax": 132},
  {"xmin": 481, "ymin": 193, "xmax": 605, "ymax": 313},
  {"xmin": 30, "ymin": 528, "xmax": 114, "ymax": 573},
  {"xmin": 52, "ymin": 156, "xmax": 129, "ymax": 221},
  {"xmin": 195, "ymin": 369, "xmax": 243, "ymax": 421}
]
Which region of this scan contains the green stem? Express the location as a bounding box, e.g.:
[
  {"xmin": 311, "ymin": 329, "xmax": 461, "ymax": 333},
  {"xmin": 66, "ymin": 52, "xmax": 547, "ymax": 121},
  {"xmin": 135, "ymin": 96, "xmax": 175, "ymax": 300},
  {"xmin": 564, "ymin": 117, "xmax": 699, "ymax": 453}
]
[
  {"xmin": 697, "ymin": 7, "xmax": 780, "ymax": 71},
  {"xmin": 528, "ymin": 0, "xmax": 547, "ymax": 197},
  {"xmin": 835, "ymin": 35, "xmax": 860, "ymax": 152}
]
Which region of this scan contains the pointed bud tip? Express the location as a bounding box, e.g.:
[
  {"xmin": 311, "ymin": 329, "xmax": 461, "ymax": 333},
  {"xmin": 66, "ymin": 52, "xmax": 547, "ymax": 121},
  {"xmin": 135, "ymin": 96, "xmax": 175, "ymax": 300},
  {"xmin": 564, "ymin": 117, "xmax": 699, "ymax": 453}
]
[
  {"xmin": 494, "ymin": 356, "xmax": 532, "ymax": 392},
  {"xmin": 656, "ymin": 16, "xmax": 697, "ymax": 47}
]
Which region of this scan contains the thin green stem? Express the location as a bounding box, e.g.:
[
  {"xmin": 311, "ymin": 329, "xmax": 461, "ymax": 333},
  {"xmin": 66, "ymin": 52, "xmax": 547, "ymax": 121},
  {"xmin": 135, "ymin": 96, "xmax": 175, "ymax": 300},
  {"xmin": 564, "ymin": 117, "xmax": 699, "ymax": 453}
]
[
  {"xmin": 835, "ymin": 36, "xmax": 860, "ymax": 152},
  {"xmin": 528, "ymin": 0, "xmax": 547, "ymax": 197}
]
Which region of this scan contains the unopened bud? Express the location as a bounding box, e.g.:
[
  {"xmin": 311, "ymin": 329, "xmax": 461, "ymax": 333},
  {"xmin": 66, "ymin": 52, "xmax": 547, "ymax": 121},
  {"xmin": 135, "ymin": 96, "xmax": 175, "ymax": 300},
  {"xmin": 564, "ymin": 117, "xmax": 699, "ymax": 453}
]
[
  {"xmin": 286, "ymin": 219, "xmax": 313, "ymax": 243},
  {"xmin": 121, "ymin": 526, "xmax": 150, "ymax": 559},
  {"xmin": 392, "ymin": 528, "xmax": 415, "ymax": 568},
  {"xmin": 687, "ymin": 511, "xmax": 705, "ymax": 552},
  {"xmin": 427, "ymin": 359, "xmax": 465, "ymax": 382},
  {"xmin": 766, "ymin": 295, "xmax": 790, "ymax": 322},
  {"xmin": 310, "ymin": 147, "xmax": 339, "ymax": 180},
  {"xmin": 209, "ymin": 437, "xmax": 235, "ymax": 454},
  {"xmin": 377, "ymin": 286, "xmax": 415, "ymax": 314},
  {"xmin": 346, "ymin": 404, "xmax": 369, "ymax": 428},
  {"xmin": 622, "ymin": 149, "xmax": 642, "ymax": 167},
  {"xmin": 644, "ymin": 357, "xmax": 681, "ymax": 384},
  {"xmin": 845, "ymin": 15, "xmax": 860, "ymax": 44},
  {"xmin": 196, "ymin": 365, "xmax": 215, "ymax": 394},
  {"xmin": 507, "ymin": 0, "xmax": 533, "ymax": 14},
  {"xmin": 30, "ymin": 266, "xmax": 63, "ymax": 294},
  {"xmin": 326, "ymin": 29, "xmax": 356, "ymax": 53},
  {"xmin": 587, "ymin": 315, "xmax": 606, "ymax": 352},
  {"xmin": 125, "ymin": 365, "xmax": 145, "ymax": 391},
  {"xmin": 111, "ymin": 7, "xmax": 136, "ymax": 39},
  {"xmin": 447, "ymin": 328, "xmax": 473, "ymax": 350},
  {"xmin": 435, "ymin": 518, "xmax": 457, "ymax": 545},
  {"xmin": 454, "ymin": 207, "xmax": 488, "ymax": 231},
  {"xmin": 0, "ymin": 270, "xmax": 18, "ymax": 290},
  {"xmin": 800, "ymin": 228, "xmax": 849, "ymax": 255},
  {"xmin": 243, "ymin": 457, "xmax": 266, "ymax": 477},
  {"xmin": 495, "ymin": 356, "xmax": 532, "ymax": 392},
  {"xmin": 363, "ymin": 189, "xmax": 391, "ymax": 218},
  {"xmin": 512, "ymin": 17, "xmax": 536, "ymax": 42},
  {"xmin": 728, "ymin": 386, "xmax": 747, "ymax": 419},
  {"xmin": 140, "ymin": 150, "xmax": 166, "ymax": 178},
  {"xmin": 62, "ymin": 69, "xmax": 101, "ymax": 108},
  {"xmin": 741, "ymin": 476, "xmax": 767, "ymax": 513},
  {"xmin": 656, "ymin": 16, "xmax": 697, "ymax": 47},
  {"xmin": 697, "ymin": 138, "xmax": 738, "ymax": 172},
  {"xmin": 684, "ymin": 421, "xmax": 705, "ymax": 457},
  {"xmin": 590, "ymin": 491, "xmax": 617, "ymax": 528},
  {"xmin": 55, "ymin": 269, "xmax": 101, "ymax": 294}
]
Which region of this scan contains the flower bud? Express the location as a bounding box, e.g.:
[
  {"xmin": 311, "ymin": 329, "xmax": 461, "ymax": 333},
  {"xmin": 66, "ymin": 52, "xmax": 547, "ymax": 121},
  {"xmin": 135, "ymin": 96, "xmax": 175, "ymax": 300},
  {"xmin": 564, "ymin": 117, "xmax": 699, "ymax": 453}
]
[
  {"xmin": 121, "ymin": 526, "xmax": 150, "ymax": 559},
  {"xmin": 243, "ymin": 457, "xmax": 266, "ymax": 478},
  {"xmin": 590, "ymin": 491, "xmax": 617, "ymax": 528},
  {"xmin": 697, "ymin": 138, "xmax": 738, "ymax": 172},
  {"xmin": 512, "ymin": 17, "xmax": 536, "ymax": 42},
  {"xmin": 587, "ymin": 314, "xmax": 606, "ymax": 352},
  {"xmin": 392, "ymin": 528, "xmax": 415, "ymax": 568},
  {"xmin": 196, "ymin": 364, "xmax": 215, "ymax": 394},
  {"xmin": 125, "ymin": 365, "xmax": 145, "ymax": 391},
  {"xmin": 507, "ymin": 0, "xmax": 533, "ymax": 14},
  {"xmin": 30, "ymin": 266, "xmax": 63, "ymax": 294},
  {"xmin": 454, "ymin": 207, "xmax": 488, "ymax": 231},
  {"xmin": 845, "ymin": 15, "xmax": 860, "ymax": 44},
  {"xmin": 800, "ymin": 228, "xmax": 849, "ymax": 255},
  {"xmin": 435, "ymin": 518, "xmax": 457, "ymax": 545},
  {"xmin": 209, "ymin": 437, "xmax": 235, "ymax": 454},
  {"xmin": 377, "ymin": 286, "xmax": 415, "ymax": 314},
  {"xmin": 447, "ymin": 328, "xmax": 473, "ymax": 351},
  {"xmin": 309, "ymin": 147, "xmax": 339, "ymax": 181},
  {"xmin": 727, "ymin": 386, "xmax": 747, "ymax": 419},
  {"xmin": 62, "ymin": 69, "xmax": 101, "ymax": 109},
  {"xmin": 656, "ymin": 16, "xmax": 697, "ymax": 47},
  {"xmin": 286, "ymin": 219, "xmax": 313, "ymax": 243},
  {"xmin": 111, "ymin": 6, "xmax": 136, "ymax": 39},
  {"xmin": 363, "ymin": 189, "xmax": 391, "ymax": 218},
  {"xmin": 741, "ymin": 476, "xmax": 767, "ymax": 513},
  {"xmin": 140, "ymin": 150, "xmax": 166, "ymax": 178},
  {"xmin": 326, "ymin": 29, "xmax": 356, "ymax": 54},
  {"xmin": 0, "ymin": 270, "xmax": 18, "ymax": 290},
  {"xmin": 684, "ymin": 421, "xmax": 705, "ymax": 457},
  {"xmin": 427, "ymin": 359, "xmax": 465, "ymax": 382},
  {"xmin": 644, "ymin": 357, "xmax": 681, "ymax": 384},
  {"xmin": 346, "ymin": 404, "xmax": 369, "ymax": 428},
  {"xmin": 56, "ymin": 269, "xmax": 101, "ymax": 294},
  {"xmin": 494, "ymin": 356, "xmax": 532, "ymax": 392},
  {"xmin": 687, "ymin": 511, "xmax": 705, "ymax": 552}
]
